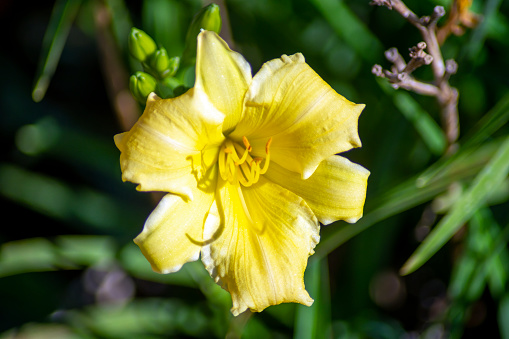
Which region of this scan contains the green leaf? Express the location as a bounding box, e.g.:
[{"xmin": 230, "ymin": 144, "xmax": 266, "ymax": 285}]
[
  {"xmin": 462, "ymin": 92, "xmax": 509, "ymax": 149},
  {"xmin": 309, "ymin": 0, "xmax": 383, "ymax": 63},
  {"xmin": 32, "ymin": 0, "xmax": 82, "ymax": 102},
  {"xmin": 401, "ymin": 135, "xmax": 509, "ymax": 275},
  {"xmin": 500, "ymin": 293, "xmax": 509, "ymax": 339},
  {"xmin": 378, "ymin": 79, "xmax": 447, "ymax": 155},
  {"xmin": 449, "ymin": 207, "xmax": 509, "ymax": 304},
  {"xmin": 316, "ymin": 138, "xmax": 499, "ymax": 259},
  {"xmin": 119, "ymin": 242, "xmax": 198, "ymax": 288},
  {"xmin": 0, "ymin": 163, "xmax": 142, "ymax": 233},
  {"xmin": 0, "ymin": 236, "xmax": 115, "ymax": 277},
  {"xmin": 294, "ymin": 257, "xmax": 332, "ymax": 339},
  {"xmin": 417, "ymin": 92, "xmax": 509, "ymax": 187},
  {"xmin": 142, "ymin": 0, "xmax": 186, "ymax": 57},
  {"xmin": 462, "ymin": 0, "xmax": 503, "ymax": 62},
  {"xmin": 68, "ymin": 299, "xmax": 210, "ymax": 338}
]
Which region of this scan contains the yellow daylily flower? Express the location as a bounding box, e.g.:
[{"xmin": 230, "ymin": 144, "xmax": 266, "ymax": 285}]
[{"xmin": 115, "ymin": 31, "xmax": 369, "ymax": 316}]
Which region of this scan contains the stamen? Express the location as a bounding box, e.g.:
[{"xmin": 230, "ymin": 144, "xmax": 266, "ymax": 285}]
[
  {"xmin": 238, "ymin": 161, "xmax": 255, "ymax": 187},
  {"xmin": 259, "ymin": 137, "xmax": 272, "ymax": 174},
  {"xmin": 233, "ymin": 141, "xmax": 250, "ymax": 165},
  {"xmin": 251, "ymin": 159, "xmax": 261, "ymax": 183},
  {"xmin": 218, "ymin": 145, "xmax": 227, "ymax": 180},
  {"xmin": 265, "ymin": 137, "xmax": 273, "ymax": 154},
  {"xmin": 242, "ymin": 136, "xmax": 252, "ymax": 152},
  {"xmin": 217, "ymin": 136, "xmax": 272, "ymax": 187},
  {"xmin": 227, "ymin": 153, "xmax": 237, "ymax": 184},
  {"xmin": 225, "ymin": 141, "xmax": 240, "ymax": 163}
]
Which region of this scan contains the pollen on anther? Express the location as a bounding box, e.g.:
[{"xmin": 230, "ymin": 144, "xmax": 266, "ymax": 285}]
[
  {"xmin": 266, "ymin": 137, "xmax": 273, "ymax": 154},
  {"xmin": 242, "ymin": 136, "xmax": 252, "ymax": 152}
]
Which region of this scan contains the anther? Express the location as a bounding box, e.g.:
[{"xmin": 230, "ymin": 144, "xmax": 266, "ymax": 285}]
[
  {"xmin": 242, "ymin": 136, "xmax": 252, "ymax": 152},
  {"xmin": 234, "ymin": 141, "xmax": 250, "ymax": 165},
  {"xmin": 218, "ymin": 137, "xmax": 272, "ymax": 187},
  {"xmin": 259, "ymin": 137, "xmax": 272, "ymax": 174},
  {"xmin": 265, "ymin": 137, "xmax": 273, "ymax": 154}
]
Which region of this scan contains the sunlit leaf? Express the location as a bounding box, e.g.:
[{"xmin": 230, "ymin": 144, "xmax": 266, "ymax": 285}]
[
  {"xmin": 57, "ymin": 235, "xmax": 117, "ymax": 267},
  {"xmin": 316, "ymin": 138, "xmax": 500, "ymax": 259},
  {"xmin": 119, "ymin": 242, "xmax": 198, "ymax": 288},
  {"xmin": 417, "ymin": 92, "xmax": 509, "ymax": 187},
  {"xmin": 67, "ymin": 299, "xmax": 210, "ymax": 337},
  {"xmin": 401, "ymin": 135, "xmax": 509, "ymax": 275},
  {"xmin": 0, "ymin": 236, "xmax": 115, "ymax": 277}
]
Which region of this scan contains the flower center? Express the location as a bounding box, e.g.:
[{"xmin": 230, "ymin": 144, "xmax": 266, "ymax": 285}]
[{"xmin": 218, "ymin": 136, "xmax": 272, "ymax": 187}]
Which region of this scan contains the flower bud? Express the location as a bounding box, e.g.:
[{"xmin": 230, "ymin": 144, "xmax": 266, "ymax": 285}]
[
  {"xmin": 182, "ymin": 4, "xmax": 222, "ymax": 65},
  {"xmin": 189, "ymin": 3, "xmax": 222, "ymax": 36},
  {"xmin": 167, "ymin": 56, "xmax": 180, "ymax": 78},
  {"xmin": 147, "ymin": 47, "xmax": 170, "ymax": 76},
  {"xmin": 147, "ymin": 48, "xmax": 180, "ymax": 78},
  {"xmin": 130, "ymin": 71, "xmax": 157, "ymax": 104},
  {"xmin": 129, "ymin": 28, "xmax": 157, "ymax": 62}
]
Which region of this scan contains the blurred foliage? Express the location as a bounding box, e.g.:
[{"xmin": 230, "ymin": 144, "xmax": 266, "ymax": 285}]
[{"xmin": 1, "ymin": 0, "xmax": 509, "ymax": 338}]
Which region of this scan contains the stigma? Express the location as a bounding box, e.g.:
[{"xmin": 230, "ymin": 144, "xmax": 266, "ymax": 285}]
[{"xmin": 218, "ymin": 136, "xmax": 272, "ymax": 187}]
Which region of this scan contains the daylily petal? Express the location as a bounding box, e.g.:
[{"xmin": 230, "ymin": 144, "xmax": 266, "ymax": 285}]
[
  {"xmin": 231, "ymin": 53, "xmax": 364, "ymax": 179},
  {"xmin": 195, "ymin": 31, "xmax": 252, "ymax": 133},
  {"xmin": 201, "ymin": 177, "xmax": 320, "ymax": 316},
  {"xmin": 265, "ymin": 156, "xmax": 370, "ymax": 225},
  {"xmin": 114, "ymin": 91, "xmax": 225, "ymax": 200},
  {"xmin": 134, "ymin": 184, "xmax": 216, "ymax": 274}
]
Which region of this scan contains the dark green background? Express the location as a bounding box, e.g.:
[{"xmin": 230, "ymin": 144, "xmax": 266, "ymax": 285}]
[{"xmin": 1, "ymin": 0, "xmax": 508, "ymax": 337}]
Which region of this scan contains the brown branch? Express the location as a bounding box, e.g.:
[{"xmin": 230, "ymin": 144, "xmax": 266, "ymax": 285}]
[
  {"xmin": 372, "ymin": 42, "xmax": 439, "ymax": 96},
  {"xmin": 371, "ymin": 0, "xmax": 460, "ymax": 153}
]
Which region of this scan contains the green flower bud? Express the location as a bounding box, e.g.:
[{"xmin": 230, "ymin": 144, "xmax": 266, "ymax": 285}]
[
  {"xmin": 146, "ymin": 48, "xmax": 180, "ymax": 79},
  {"xmin": 147, "ymin": 47, "xmax": 170, "ymax": 77},
  {"xmin": 182, "ymin": 4, "xmax": 222, "ymax": 65},
  {"xmin": 167, "ymin": 56, "xmax": 180, "ymax": 78},
  {"xmin": 129, "ymin": 28, "xmax": 157, "ymax": 62},
  {"xmin": 189, "ymin": 3, "xmax": 222, "ymax": 36},
  {"xmin": 130, "ymin": 71, "xmax": 157, "ymax": 104}
]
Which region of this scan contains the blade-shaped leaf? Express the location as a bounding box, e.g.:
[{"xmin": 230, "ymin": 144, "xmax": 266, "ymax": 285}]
[
  {"xmin": 309, "ymin": 0, "xmax": 383, "ymax": 63},
  {"xmin": 316, "ymin": 138, "xmax": 500, "ymax": 259},
  {"xmin": 417, "ymin": 92, "xmax": 509, "ymax": 187},
  {"xmin": 294, "ymin": 257, "xmax": 332, "ymax": 339},
  {"xmin": 401, "ymin": 135, "xmax": 509, "ymax": 275},
  {"xmin": 32, "ymin": 0, "xmax": 82, "ymax": 102}
]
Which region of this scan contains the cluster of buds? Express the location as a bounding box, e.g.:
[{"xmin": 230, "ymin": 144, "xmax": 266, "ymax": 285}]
[
  {"xmin": 372, "ymin": 42, "xmax": 440, "ymax": 96},
  {"xmin": 128, "ymin": 4, "xmax": 221, "ymax": 104},
  {"xmin": 128, "ymin": 28, "xmax": 180, "ymax": 103}
]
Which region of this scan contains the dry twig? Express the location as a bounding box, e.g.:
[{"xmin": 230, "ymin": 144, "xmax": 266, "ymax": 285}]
[{"xmin": 371, "ymin": 0, "xmax": 460, "ymax": 153}]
